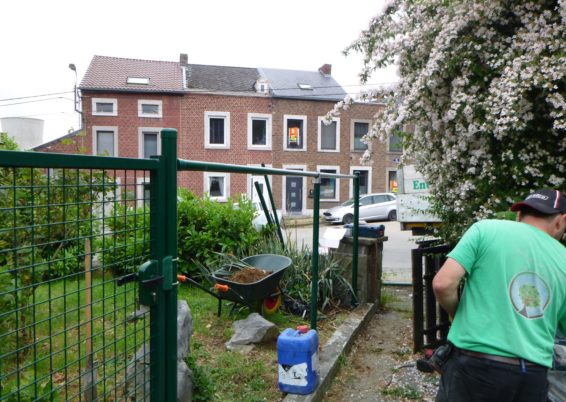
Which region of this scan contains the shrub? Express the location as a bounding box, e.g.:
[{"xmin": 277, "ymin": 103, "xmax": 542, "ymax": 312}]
[
  {"xmin": 177, "ymin": 189, "xmax": 261, "ymax": 275},
  {"xmin": 98, "ymin": 204, "xmax": 151, "ymax": 275},
  {"xmin": 248, "ymin": 234, "xmax": 354, "ymax": 314}
]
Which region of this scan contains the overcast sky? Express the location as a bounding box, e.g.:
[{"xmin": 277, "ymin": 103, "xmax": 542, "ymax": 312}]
[{"xmin": 0, "ymin": 0, "xmax": 397, "ymax": 143}]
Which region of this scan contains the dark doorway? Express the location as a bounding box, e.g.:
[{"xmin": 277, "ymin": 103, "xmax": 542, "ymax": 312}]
[{"xmin": 285, "ymin": 176, "xmax": 303, "ymax": 214}]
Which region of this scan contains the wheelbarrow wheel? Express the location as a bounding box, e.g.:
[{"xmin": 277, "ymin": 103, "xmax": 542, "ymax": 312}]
[{"xmin": 262, "ymin": 290, "xmax": 282, "ymax": 315}]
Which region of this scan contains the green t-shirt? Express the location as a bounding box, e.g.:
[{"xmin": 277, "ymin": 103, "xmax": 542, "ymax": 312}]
[{"xmin": 447, "ymin": 219, "xmax": 566, "ymax": 367}]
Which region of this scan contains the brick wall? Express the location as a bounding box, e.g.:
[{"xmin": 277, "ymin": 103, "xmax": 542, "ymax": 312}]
[
  {"xmin": 269, "ymin": 99, "xmax": 398, "ymax": 212},
  {"xmin": 37, "ymin": 90, "xmax": 400, "ymax": 216},
  {"xmin": 178, "ymin": 92, "xmax": 273, "ymax": 195}
]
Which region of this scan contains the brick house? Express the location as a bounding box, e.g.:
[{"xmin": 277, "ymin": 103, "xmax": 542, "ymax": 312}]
[{"xmin": 36, "ymin": 54, "xmax": 401, "ymax": 216}]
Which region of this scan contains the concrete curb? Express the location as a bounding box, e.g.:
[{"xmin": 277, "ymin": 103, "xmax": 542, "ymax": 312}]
[
  {"xmin": 282, "ymin": 218, "xmax": 316, "ymax": 228},
  {"xmin": 283, "ymin": 301, "xmax": 379, "ymax": 402}
]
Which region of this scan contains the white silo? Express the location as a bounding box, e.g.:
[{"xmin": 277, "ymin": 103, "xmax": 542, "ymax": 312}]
[{"xmin": 0, "ymin": 117, "xmax": 44, "ymax": 150}]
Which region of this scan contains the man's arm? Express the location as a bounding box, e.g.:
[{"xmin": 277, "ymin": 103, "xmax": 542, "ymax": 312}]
[{"xmin": 432, "ymin": 258, "xmax": 466, "ymax": 318}]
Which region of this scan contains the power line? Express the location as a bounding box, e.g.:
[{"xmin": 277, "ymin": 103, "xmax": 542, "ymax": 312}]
[
  {"xmin": 0, "ymin": 111, "xmax": 73, "ymax": 119},
  {"xmin": 0, "ymin": 97, "xmax": 74, "ymax": 107},
  {"xmin": 0, "ymin": 91, "xmax": 73, "ymax": 102}
]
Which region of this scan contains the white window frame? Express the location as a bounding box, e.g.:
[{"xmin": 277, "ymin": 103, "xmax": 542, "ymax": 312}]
[
  {"xmin": 92, "ymin": 98, "xmax": 117, "ymax": 116},
  {"xmin": 204, "ymin": 111, "xmax": 230, "ymax": 149},
  {"xmin": 136, "ymin": 177, "xmax": 151, "ymax": 208},
  {"xmin": 204, "ymin": 172, "xmax": 230, "ymax": 202},
  {"xmin": 282, "ymin": 164, "xmax": 307, "ymax": 215},
  {"xmin": 350, "ymin": 119, "xmax": 372, "ymax": 152},
  {"xmin": 247, "ymin": 113, "xmax": 272, "ymax": 150},
  {"xmin": 92, "ymin": 126, "xmax": 118, "ymax": 156},
  {"xmin": 349, "ymin": 166, "xmax": 372, "ymax": 198},
  {"xmin": 317, "ymin": 165, "xmax": 340, "ymax": 202},
  {"xmin": 283, "ymin": 115, "xmax": 307, "ymax": 152},
  {"xmin": 246, "ymin": 164, "xmax": 273, "ymax": 201},
  {"xmin": 138, "ymin": 127, "xmax": 162, "ymax": 158},
  {"xmin": 317, "ymin": 117, "xmax": 340, "ymax": 152},
  {"xmin": 138, "ymin": 100, "xmax": 163, "ymax": 118}
]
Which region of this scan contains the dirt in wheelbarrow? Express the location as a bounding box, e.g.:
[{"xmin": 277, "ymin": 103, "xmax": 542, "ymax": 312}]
[{"xmin": 228, "ymin": 267, "xmax": 270, "ymax": 283}]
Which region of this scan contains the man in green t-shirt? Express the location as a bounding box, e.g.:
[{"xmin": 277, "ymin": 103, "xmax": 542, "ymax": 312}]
[{"xmin": 433, "ymin": 189, "xmax": 566, "ymax": 402}]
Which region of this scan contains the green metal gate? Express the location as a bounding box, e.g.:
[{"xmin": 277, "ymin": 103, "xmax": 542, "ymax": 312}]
[
  {"xmin": 0, "ymin": 128, "xmax": 362, "ymax": 400},
  {"xmin": 0, "ymin": 130, "xmax": 179, "ymax": 401}
]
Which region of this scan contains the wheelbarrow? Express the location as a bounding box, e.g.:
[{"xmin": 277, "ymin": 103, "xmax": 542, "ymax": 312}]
[{"xmin": 178, "ymin": 254, "xmax": 292, "ymax": 316}]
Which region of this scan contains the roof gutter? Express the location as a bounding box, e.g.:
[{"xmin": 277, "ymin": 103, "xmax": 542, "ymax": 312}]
[{"xmin": 79, "ymin": 87, "xmax": 186, "ymax": 95}]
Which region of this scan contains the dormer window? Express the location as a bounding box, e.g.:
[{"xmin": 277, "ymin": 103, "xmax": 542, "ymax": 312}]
[
  {"xmin": 297, "ymin": 83, "xmax": 313, "ymax": 90},
  {"xmin": 255, "ymin": 79, "xmax": 269, "ymax": 94},
  {"xmin": 127, "ymin": 77, "xmax": 150, "ymax": 85}
]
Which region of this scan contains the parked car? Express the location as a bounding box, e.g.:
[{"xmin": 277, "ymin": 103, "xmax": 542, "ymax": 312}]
[{"xmin": 323, "ymin": 193, "xmax": 397, "ymax": 224}]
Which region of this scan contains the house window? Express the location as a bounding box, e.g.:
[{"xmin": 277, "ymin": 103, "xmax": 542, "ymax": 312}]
[
  {"xmin": 389, "ymin": 131, "xmax": 403, "ymax": 152},
  {"xmin": 204, "ymin": 173, "xmax": 229, "ymax": 202},
  {"xmin": 139, "ymin": 128, "xmax": 161, "ymax": 158},
  {"xmin": 284, "ymin": 115, "xmax": 307, "ymax": 151},
  {"xmin": 138, "ymin": 100, "xmax": 163, "ymax": 118},
  {"xmin": 247, "ymin": 113, "xmax": 272, "ymax": 149},
  {"xmin": 318, "ymin": 117, "xmax": 340, "ymax": 152},
  {"xmin": 388, "ymin": 170, "xmax": 398, "ymax": 193},
  {"xmin": 92, "ymin": 98, "xmax": 117, "ymax": 116},
  {"xmin": 352, "ymin": 121, "xmax": 370, "ymax": 151},
  {"xmin": 136, "ymin": 178, "xmax": 151, "ymax": 208},
  {"xmin": 350, "ymin": 167, "xmax": 371, "ymax": 196},
  {"xmin": 205, "ymin": 111, "xmax": 230, "ymax": 149},
  {"xmin": 318, "ymin": 166, "xmax": 339, "ymax": 201},
  {"xmin": 93, "ymin": 126, "xmax": 118, "ymax": 156}
]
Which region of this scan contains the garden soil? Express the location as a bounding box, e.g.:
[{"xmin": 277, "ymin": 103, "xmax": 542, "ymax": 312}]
[
  {"xmin": 228, "ymin": 267, "xmax": 269, "ymax": 283},
  {"xmin": 322, "ymin": 287, "xmax": 439, "ymax": 402}
]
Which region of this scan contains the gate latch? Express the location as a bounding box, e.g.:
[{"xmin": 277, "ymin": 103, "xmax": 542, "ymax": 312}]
[{"xmin": 138, "ymin": 260, "xmax": 160, "ymax": 306}]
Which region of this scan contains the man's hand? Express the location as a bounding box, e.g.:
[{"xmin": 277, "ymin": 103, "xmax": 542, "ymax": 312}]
[{"xmin": 432, "ymin": 258, "xmax": 466, "ymax": 317}]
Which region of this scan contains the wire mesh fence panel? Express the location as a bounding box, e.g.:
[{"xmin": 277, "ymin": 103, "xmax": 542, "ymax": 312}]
[{"xmin": 0, "ymin": 166, "xmax": 152, "ymax": 401}]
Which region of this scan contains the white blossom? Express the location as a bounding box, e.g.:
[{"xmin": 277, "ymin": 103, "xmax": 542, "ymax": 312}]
[{"xmin": 341, "ymin": 0, "xmax": 566, "ymax": 241}]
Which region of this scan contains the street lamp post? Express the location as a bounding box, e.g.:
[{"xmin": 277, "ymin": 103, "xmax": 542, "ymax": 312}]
[{"xmin": 68, "ymin": 63, "xmax": 82, "ymax": 130}]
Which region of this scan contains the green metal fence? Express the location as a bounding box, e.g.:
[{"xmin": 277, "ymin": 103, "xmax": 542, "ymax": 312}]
[
  {"xmin": 0, "ymin": 128, "xmax": 359, "ymax": 400},
  {"xmin": 0, "ymin": 133, "xmax": 178, "ymax": 401},
  {"xmin": 177, "ymin": 159, "xmax": 360, "ymax": 328}
]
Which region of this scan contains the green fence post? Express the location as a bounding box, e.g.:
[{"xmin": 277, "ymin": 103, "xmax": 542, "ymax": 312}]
[
  {"xmin": 150, "ymin": 128, "xmax": 178, "ymax": 402},
  {"xmin": 254, "ymin": 181, "xmax": 274, "ymax": 227},
  {"xmin": 352, "ymin": 172, "xmax": 360, "ymax": 305},
  {"xmin": 261, "ymin": 164, "xmax": 285, "ymax": 246},
  {"xmin": 310, "ymin": 176, "xmax": 320, "ymax": 330}
]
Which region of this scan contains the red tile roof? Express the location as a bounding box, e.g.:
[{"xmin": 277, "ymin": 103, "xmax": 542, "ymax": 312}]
[{"xmin": 80, "ymin": 55, "xmax": 185, "ymax": 93}]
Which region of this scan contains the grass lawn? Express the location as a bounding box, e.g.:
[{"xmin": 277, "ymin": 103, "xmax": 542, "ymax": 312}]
[
  {"xmin": 1, "ymin": 272, "xmax": 148, "ymax": 401},
  {"xmin": 1, "ymin": 273, "xmax": 349, "ymax": 402},
  {"xmin": 179, "ymin": 282, "xmax": 349, "ymax": 402}
]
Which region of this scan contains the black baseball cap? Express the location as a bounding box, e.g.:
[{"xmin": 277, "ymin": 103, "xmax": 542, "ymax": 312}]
[{"xmin": 510, "ymin": 189, "xmax": 566, "ymax": 215}]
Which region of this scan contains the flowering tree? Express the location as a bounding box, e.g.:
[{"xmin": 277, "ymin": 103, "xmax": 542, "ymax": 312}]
[{"xmin": 332, "ymin": 0, "xmax": 566, "ymax": 241}]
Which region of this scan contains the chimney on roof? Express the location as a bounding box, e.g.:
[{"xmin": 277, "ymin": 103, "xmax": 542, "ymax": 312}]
[
  {"xmin": 180, "ymin": 53, "xmax": 188, "ymax": 65},
  {"xmin": 318, "ymin": 64, "xmax": 332, "ymax": 76}
]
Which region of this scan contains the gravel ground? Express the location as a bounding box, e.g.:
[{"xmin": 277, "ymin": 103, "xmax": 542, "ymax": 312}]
[{"xmin": 323, "ymin": 287, "xmax": 439, "ymax": 401}]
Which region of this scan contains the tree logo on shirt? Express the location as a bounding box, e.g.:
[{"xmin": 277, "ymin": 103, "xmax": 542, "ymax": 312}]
[{"xmin": 509, "ymin": 272, "xmax": 550, "ymax": 319}]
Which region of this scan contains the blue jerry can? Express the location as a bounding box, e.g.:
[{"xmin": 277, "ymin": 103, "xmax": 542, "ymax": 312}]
[{"xmin": 277, "ymin": 326, "xmax": 320, "ymax": 394}]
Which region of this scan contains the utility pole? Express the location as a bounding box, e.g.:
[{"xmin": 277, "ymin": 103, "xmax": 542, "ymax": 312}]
[{"xmin": 68, "ymin": 63, "xmax": 83, "ymax": 130}]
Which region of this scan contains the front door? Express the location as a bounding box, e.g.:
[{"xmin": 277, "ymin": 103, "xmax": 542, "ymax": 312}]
[{"xmin": 286, "ymin": 176, "xmax": 303, "ymax": 214}]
